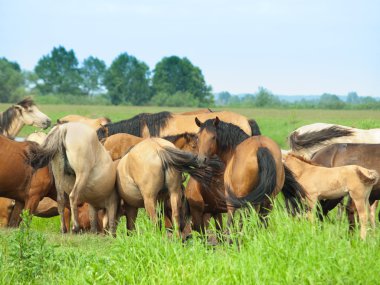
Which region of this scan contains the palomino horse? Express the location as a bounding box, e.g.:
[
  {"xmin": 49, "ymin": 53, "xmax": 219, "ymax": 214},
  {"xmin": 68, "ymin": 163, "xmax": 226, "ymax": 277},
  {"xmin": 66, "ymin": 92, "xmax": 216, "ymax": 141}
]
[
  {"xmin": 58, "ymin": 114, "xmax": 111, "ymax": 130},
  {"xmin": 116, "ymin": 138, "xmax": 217, "ymax": 236},
  {"xmin": 97, "ymin": 111, "xmax": 258, "ymax": 139},
  {"xmin": 284, "ymin": 153, "xmax": 379, "ymax": 239},
  {"xmin": 311, "ymin": 143, "xmax": 380, "ymax": 228},
  {"xmin": 288, "ymin": 123, "xmax": 380, "ymax": 159},
  {"xmin": 0, "ymin": 97, "xmax": 51, "ymax": 137},
  {"xmin": 34, "ymin": 122, "xmax": 119, "ymax": 235},
  {"xmin": 194, "ymin": 117, "xmax": 302, "ymax": 229}
]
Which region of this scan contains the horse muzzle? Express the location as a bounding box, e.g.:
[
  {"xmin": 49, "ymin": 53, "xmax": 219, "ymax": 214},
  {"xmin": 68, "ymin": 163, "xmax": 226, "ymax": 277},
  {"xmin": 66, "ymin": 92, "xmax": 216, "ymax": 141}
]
[{"xmin": 196, "ymin": 155, "xmax": 209, "ymax": 168}]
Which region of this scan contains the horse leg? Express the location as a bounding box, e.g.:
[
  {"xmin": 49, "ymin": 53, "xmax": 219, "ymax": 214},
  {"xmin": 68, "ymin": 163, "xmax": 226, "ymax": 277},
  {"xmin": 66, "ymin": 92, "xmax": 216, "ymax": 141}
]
[
  {"xmin": 370, "ymin": 200, "xmax": 378, "ymax": 228},
  {"xmin": 57, "ymin": 189, "xmax": 67, "ymax": 233},
  {"xmin": 144, "ymin": 196, "xmax": 158, "ymax": 226},
  {"xmin": 8, "ymin": 201, "xmax": 24, "ymax": 227},
  {"xmin": 88, "ymin": 204, "xmax": 98, "ymax": 234},
  {"xmin": 351, "ymin": 196, "xmax": 369, "ymax": 240},
  {"xmin": 214, "ymin": 214, "xmax": 223, "ymax": 232},
  {"xmin": 105, "ymin": 191, "xmax": 119, "ymax": 236},
  {"xmin": 169, "ymin": 191, "xmax": 181, "ymax": 233},
  {"xmin": 346, "ymin": 196, "xmax": 357, "ymax": 231},
  {"xmin": 258, "ymin": 198, "xmax": 274, "ymax": 227},
  {"xmin": 69, "ymin": 174, "xmax": 88, "ymax": 234},
  {"xmin": 124, "ymin": 205, "xmax": 138, "ymax": 232}
]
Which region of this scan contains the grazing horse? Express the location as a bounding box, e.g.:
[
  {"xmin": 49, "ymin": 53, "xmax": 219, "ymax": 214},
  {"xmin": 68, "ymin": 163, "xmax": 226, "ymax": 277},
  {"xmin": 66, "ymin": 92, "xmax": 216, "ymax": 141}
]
[
  {"xmin": 194, "ymin": 117, "xmax": 301, "ymax": 229},
  {"xmin": 288, "ymin": 123, "xmax": 380, "ymax": 159},
  {"xmin": 57, "ymin": 114, "xmax": 111, "ymax": 130},
  {"xmin": 0, "ymin": 97, "xmax": 51, "ymax": 137},
  {"xmin": 34, "ymin": 122, "xmax": 119, "ymax": 235},
  {"xmin": 311, "ymin": 143, "xmax": 380, "ymax": 228},
  {"xmin": 116, "ymin": 138, "xmax": 215, "ymax": 236},
  {"xmin": 97, "ymin": 111, "xmax": 257, "ymax": 139},
  {"xmin": 284, "ymin": 153, "xmax": 379, "ymax": 239}
]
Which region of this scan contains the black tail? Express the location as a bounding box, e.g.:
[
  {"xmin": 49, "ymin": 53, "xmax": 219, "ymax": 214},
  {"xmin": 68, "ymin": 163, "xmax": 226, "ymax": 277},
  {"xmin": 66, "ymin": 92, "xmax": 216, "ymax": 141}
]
[
  {"xmin": 158, "ymin": 147, "xmax": 224, "ymax": 186},
  {"xmin": 282, "ymin": 165, "xmax": 307, "ymax": 215},
  {"xmin": 248, "ymin": 119, "xmax": 261, "ymax": 136},
  {"xmin": 227, "ymin": 147, "xmax": 276, "ymax": 208}
]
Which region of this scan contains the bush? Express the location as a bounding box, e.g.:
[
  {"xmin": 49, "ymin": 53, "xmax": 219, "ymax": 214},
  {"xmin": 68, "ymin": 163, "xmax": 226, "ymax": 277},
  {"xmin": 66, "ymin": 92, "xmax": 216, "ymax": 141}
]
[{"xmin": 150, "ymin": 91, "xmax": 200, "ymax": 107}]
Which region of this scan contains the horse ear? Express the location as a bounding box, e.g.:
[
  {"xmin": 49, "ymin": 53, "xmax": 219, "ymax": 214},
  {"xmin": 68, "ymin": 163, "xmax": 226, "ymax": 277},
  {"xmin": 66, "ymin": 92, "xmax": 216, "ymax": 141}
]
[
  {"xmin": 214, "ymin": 116, "xmax": 220, "ymax": 126},
  {"xmin": 195, "ymin": 117, "xmax": 202, "ymax": 127},
  {"xmin": 13, "ymin": 105, "xmax": 23, "ymax": 113}
]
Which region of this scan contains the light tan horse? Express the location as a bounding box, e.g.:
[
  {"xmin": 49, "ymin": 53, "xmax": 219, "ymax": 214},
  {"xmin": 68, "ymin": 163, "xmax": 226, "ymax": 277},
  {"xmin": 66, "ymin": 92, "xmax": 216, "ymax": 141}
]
[
  {"xmin": 35, "ymin": 122, "xmax": 119, "ymax": 235},
  {"xmin": 58, "ymin": 114, "xmax": 111, "ymax": 130},
  {"xmin": 116, "ymin": 138, "xmax": 207, "ymax": 236},
  {"xmin": 0, "ymin": 97, "xmax": 51, "ymax": 137},
  {"xmin": 284, "ymin": 153, "xmax": 379, "ymax": 239}
]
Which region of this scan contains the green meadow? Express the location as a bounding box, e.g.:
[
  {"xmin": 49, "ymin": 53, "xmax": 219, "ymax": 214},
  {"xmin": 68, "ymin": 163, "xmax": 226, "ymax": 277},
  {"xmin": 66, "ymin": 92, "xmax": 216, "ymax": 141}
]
[{"xmin": 1, "ymin": 104, "xmax": 380, "ymax": 284}]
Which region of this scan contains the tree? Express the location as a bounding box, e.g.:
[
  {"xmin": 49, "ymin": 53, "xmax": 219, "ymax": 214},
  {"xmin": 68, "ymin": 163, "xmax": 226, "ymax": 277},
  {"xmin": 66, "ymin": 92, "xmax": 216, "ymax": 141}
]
[
  {"xmin": 216, "ymin": 91, "xmax": 231, "ymax": 105},
  {"xmin": 34, "ymin": 46, "xmax": 82, "ymax": 95},
  {"xmin": 318, "ymin": 93, "xmax": 345, "ymax": 109},
  {"xmin": 152, "ymin": 56, "xmax": 213, "ymax": 106},
  {"xmin": 81, "ymin": 56, "xmax": 106, "ymax": 96},
  {"xmin": 104, "ymin": 53, "xmax": 151, "ymax": 105},
  {"xmin": 347, "ymin": 92, "xmax": 359, "ymax": 104},
  {"xmin": 254, "ymin": 87, "xmax": 280, "ymax": 107},
  {"xmin": 0, "ymin": 57, "xmax": 25, "ymax": 102}
]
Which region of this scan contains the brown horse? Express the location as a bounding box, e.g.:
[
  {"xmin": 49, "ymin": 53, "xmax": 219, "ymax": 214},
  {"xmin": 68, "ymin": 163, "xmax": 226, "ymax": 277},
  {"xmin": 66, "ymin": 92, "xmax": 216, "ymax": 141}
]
[
  {"xmin": 311, "ymin": 143, "xmax": 380, "ymax": 228},
  {"xmin": 0, "ymin": 198, "xmax": 15, "ymax": 227},
  {"xmin": 0, "ymin": 97, "xmax": 51, "ymax": 137},
  {"xmin": 97, "ymin": 111, "xmax": 257, "ymax": 139},
  {"xmin": 58, "ymin": 114, "xmax": 111, "ymax": 130},
  {"xmin": 284, "ymin": 153, "xmax": 379, "ymax": 239},
  {"xmin": 34, "ymin": 122, "xmax": 119, "ymax": 235},
  {"xmin": 116, "ymin": 138, "xmax": 213, "ymax": 236},
  {"xmin": 194, "ymin": 117, "xmax": 299, "ymax": 230}
]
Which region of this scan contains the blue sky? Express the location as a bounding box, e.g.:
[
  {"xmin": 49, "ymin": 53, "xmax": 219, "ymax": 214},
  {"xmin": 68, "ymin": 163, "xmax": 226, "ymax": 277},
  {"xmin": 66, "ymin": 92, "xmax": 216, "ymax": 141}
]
[{"xmin": 0, "ymin": 0, "xmax": 379, "ymax": 96}]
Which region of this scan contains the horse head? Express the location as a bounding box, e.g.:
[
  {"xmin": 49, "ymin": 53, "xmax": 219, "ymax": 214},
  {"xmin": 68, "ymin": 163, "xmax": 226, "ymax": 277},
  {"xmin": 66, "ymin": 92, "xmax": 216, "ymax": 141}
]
[
  {"xmin": 195, "ymin": 116, "xmax": 220, "ymax": 167},
  {"xmin": 13, "ymin": 98, "xmax": 51, "ymax": 129}
]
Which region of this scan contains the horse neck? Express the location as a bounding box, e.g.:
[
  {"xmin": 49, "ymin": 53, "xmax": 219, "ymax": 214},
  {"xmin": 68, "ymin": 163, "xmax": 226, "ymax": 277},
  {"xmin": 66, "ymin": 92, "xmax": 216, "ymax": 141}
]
[
  {"xmin": 286, "ymin": 156, "xmax": 313, "ymax": 176},
  {"xmin": 0, "ymin": 110, "xmax": 24, "ymax": 137},
  {"xmin": 216, "ymin": 148, "xmax": 235, "ymax": 165}
]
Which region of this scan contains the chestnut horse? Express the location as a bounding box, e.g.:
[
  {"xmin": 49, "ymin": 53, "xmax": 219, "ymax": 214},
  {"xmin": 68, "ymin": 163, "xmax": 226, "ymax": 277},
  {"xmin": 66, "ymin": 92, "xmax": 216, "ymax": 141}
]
[
  {"xmin": 34, "ymin": 122, "xmax": 119, "ymax": 235},
  {"xmin": 284, "ymin": 153, "xmax": 379, "ymax": 239},
  {"xmin": 311, "ymin": 143, "xmax": 380, "ymax": 228},
  {"xmin": 97, "ymin": 111, "xmax": 257, "ymax": 139},
  {"xmin": 288, "ymin": 123, "xmax": 380, "ymax": 159},
  {"xmin": 57, "ymin": 114, "xmax": 111, "ymax": 130},
  {"xmin": 0, "ymin": 97, "xmax": 51, "ymax": 137},
  {"xmin": 194, "ymin": 117, "xmax": 303, "ymax": 230}
]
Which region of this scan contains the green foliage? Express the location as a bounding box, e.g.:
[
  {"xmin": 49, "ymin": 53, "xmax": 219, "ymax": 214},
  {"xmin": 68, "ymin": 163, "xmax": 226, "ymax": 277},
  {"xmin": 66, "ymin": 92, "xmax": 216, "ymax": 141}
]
[
  {"xmin": 34, "ymin": 46, "xmax": 83, "ymax": 95},
  {"xmin": 150, "ymin": 91, "xmax": 200, "ymax": 107},
  {"xmin": 104, "ymin": 53, "xmax": 151, "ymax": 105},
  {"xmin": 152, "ymin": 56, "xmax": 213, "ymax": 106},
  {"xmin": 80, "ymin": 56, "xmax": 107, "ymax": 96},
  {"xmin": 318, "ymin": 93, "xmax": 345, "ymax": 109},
  {"xmin": 0, "ymin": 57, "xmax": 26, "ymax": 102}
]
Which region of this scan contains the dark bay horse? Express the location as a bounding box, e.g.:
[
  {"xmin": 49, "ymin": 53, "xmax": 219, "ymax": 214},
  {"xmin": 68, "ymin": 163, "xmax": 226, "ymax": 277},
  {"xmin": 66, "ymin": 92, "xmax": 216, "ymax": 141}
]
[
  {"xmin": 194, "ymin": 117, "xmax": 304, "ymax": 230},
  {"xmin": 97, "ymin": 111, "xmax": 258, "ymax": 139},
  {"xmin": 0, "ymin": 97, "xmax": 51, "ymax": 137},
  {"xmin": 312, "ymin": 143, "xmax": 380, "ymax": 228}
]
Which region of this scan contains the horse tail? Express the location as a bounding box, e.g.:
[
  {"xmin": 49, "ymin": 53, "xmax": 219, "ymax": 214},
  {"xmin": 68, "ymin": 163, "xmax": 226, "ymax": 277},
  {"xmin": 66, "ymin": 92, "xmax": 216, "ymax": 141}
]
[
  {"xmin": 31, "ymin": 126, "xmax": 67, "ymax": 169},
  {"xmin": 227, "ymin": 147, "xmax": 277, "ymax": 208},
  {"xmin": 158, "ymin": 146, "xmax": 224, "ymax": 185},
  {"xmin": 248, "ymin": 119, "xmax": 261, "ymax": 136},
  {"xmin": 282, "ymin": 165, "xmax": 307, "ymax": 215},
  {"xmin": 355, "ymin": 167, "xmax": 379, "ymax": 186}
]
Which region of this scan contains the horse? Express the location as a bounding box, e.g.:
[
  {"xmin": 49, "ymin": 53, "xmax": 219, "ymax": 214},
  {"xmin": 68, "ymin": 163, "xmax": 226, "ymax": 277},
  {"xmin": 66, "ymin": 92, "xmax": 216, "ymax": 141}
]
[
  {"xmin": 116, "ymin": 138, "xmax": 218, "ymax": 237},
  {"xmin": 97, "ymin": 111, "xmax": 257, "ymax": 140},
  {"xmin": 34, "ymin": 122, "xmax": 119, "ymax": 235},
  {"xmin": 288, "ymin": 123, "xmax": 380, "ymax": 159},
  {"xmin": 0, "ymin": 198, "xmax": 15, "ymax": 227},
  {"xmin": 0, "ymin": 97, "xmax": 51, "ymax": 137},
  {"xmin": 0, "ymin": 134, "xmax": 43, "ymax": 209},
  {"xmin": 311, "ymin": 143, "xmax": 380, "ymax": 228},
  {"xmin": 284, "ymin": 153, "xmax": 379, "ymax": 239},
  {"xmin": 194, "ymin": 117, "xmax": 302, "ymax": 230},
  {"xmin": 57, "ymin": 114, "xmax": 111, "ymax": 130}
]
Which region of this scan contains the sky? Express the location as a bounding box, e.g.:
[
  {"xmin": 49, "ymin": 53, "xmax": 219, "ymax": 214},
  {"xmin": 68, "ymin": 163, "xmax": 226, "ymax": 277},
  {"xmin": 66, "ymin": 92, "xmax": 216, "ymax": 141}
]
[{"xmin": 0, "ymin": 0, "xmax": 379, "ymax": 96}]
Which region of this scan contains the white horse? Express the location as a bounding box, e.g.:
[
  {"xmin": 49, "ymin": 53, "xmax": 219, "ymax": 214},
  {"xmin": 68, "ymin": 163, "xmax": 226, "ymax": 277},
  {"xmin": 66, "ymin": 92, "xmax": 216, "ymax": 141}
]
[
  {"xmin": 36, "ymin": 122, "xmax": 119, "ymax": 235},
  {"xmin": 288, "ymin": 123, "xmax": 380, "ymax": 159},
  {"xmin": 0, "ymin": 98, "xmax": 51, "ymax": 137}
]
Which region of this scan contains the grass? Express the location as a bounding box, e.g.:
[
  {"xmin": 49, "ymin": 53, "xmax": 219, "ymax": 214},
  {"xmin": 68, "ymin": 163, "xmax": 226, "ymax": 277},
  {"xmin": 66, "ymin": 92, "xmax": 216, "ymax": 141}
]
[{"xmin": 1, "ymin": 104, "xmax": 380, "ymax": 284}]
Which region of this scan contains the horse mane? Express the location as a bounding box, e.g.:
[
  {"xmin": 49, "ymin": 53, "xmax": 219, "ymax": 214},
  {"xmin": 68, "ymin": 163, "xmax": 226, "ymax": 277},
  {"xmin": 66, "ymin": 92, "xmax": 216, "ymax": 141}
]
[
  {"xmin": 287, "ymin": 153, "xmax": 323, "ymax": 167},
  {"xmin": 97, "ymin": 111, "xmax": 172, "ymax": 139},
  {"xmin": 162, "ymin": 132, "xmax": 196, "ymax": 143},
  {"xmin": 200, "ymin": 119, "xmax": 249, "ymax": 151},
  {"xmin": 0, "ymin": 98, "xmax": 36, "ymax": 136},
  {"xmin": 289, "ymin": 125, "xmax": 354, "ymax": 151}
]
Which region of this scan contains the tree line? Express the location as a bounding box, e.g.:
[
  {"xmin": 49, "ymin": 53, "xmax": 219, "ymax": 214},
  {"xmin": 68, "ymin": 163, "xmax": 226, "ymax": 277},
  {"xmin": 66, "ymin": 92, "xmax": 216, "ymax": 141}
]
[{"xmin": 0, "ymin": 46, "xmax": 213, "ymax": 106}]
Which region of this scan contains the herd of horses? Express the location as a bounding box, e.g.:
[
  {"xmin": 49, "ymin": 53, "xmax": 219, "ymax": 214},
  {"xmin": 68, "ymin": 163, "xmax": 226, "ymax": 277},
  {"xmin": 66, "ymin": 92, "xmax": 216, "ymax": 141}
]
[{"xmin": 1, "ymin": 98, "xmax": 380, "ymax": 241}]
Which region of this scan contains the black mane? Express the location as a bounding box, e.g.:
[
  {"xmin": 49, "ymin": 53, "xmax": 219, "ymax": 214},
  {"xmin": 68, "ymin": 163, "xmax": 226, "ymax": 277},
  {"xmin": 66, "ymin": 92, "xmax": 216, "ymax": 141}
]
[
  {"xmin": 200, "ymin": 119, "xmax": 249, "ymax": 151},
  {"xmin": 97, "ymin": 111, "xmax": 173, "ymax": 139},
  {"xmin": 289, "ymin": 126, "xmax": 354, "ymax": 151}
]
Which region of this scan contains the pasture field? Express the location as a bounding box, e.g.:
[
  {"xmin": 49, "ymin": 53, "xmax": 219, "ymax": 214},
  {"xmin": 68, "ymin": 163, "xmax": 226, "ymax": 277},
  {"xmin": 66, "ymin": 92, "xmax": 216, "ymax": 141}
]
[{"xmin": 1, "ymin": 104, "xmax": 380, "ymax": 284}]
